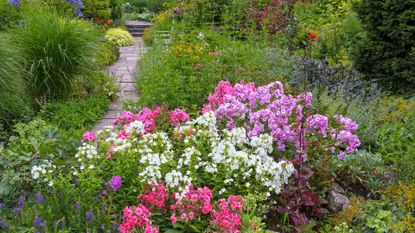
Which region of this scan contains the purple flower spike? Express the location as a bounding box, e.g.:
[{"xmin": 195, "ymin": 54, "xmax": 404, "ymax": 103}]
[
  {"xmin": 34, "ymin": 193, "xmax": 45, "ymax": 203},
  {"xmin": 34, "ymin": 217, "xmax": 45, "ymax": 227},
  {"xmin": 86, "ymin": 209, "xmax": 93, "ymax": 221},
  {"xmin": 74, "ymin": 202, "xmax": 81, "ymax": 211},
  {"xmin": 1, "ymin": 220, "xmax": 7, "ymax": 228}
]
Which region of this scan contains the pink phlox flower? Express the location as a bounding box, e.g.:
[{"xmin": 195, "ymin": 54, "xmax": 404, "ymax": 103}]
[
  {"xmin": 82, "ymin": 131, "xmax": 95, "ymax": 142},
  {"xmin": 169, "ymin": 109, "xmax": 190, "ymax": 126}
]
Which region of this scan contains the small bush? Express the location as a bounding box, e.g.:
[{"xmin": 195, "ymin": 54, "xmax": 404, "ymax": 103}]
[
  {"xmin": 14, "ymin": 9, "xmax": 100, "ymax": 99},
  {"xmin": 376, "ymin": 105, "xmax": 415, "ymax": 183},
  {"xmin": 332, "ymin": 150, "xmax": 386, "ymax": 196},
  {"xmin": 39, "ymin": 95, "xmax": 110, "ymax": 137},
  {"xmin": 352, "ymin": 0, "xmax": 415, "ymax": 93},
  {"xmin": 83, "ymin": 0, "xmax": 111, "ymax": 18},
  {"xmin": 105, "ymin": 28, "xmax": 134, "ymax": 47}
]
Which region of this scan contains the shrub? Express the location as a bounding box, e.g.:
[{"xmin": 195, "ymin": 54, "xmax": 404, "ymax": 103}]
[
  {"xmin": 105, "ymin": 28, "xmax": 134, "ymax": 47},
  {"xmin": 0, "ymin": 120, "xmax": 63, "ymax": 200},
  {"xmin": 39, "ymin": 95, "xmax": 110, "ymax": 138},
  {"xmin": 332, "ymin": 150, "xmax": 386, "ymax": 196},
  {"xmin": 83, "ymin": 0, "xmax": 111, "ymax": 18},
  {"xmin": 14, "ymin": 9, "xmax": 101, "ymax": 99},
  {"xmin": 376, "ymin": 106, "xmax": 415, "ymax": 183},
  {"xmin": 352, "ymin": 0, "xmax": 415, "ymax": 93}
]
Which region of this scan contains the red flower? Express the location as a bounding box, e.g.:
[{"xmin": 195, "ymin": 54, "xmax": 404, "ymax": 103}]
[{"xmin": 309, "ymin": 33, "xmax": 317, "ymax": 39}]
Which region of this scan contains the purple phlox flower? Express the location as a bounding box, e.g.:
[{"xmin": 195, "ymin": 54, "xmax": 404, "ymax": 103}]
[
  {"xmin": 0, "ymin": 203, "xmax": 5, "ymax": 209},
  {"xmin": 34, "ymin": 193, "xmax": 45, "ymax": 203},
  {"xmin": 109, "ymin": 176, "xmax": 122, "ymax": 191},
  {"xmin": 1, "ymin": 220, "xmax": 7, "ymax": 228},
  {"xmin": 86, "ymin": 209, "xmax": 93, "ymax": 221},
  {"xmin": 101, "ymin": 190, "xmax": 107, "ymax": 196},
  {"xmin": 34, "ymin": 216, "xmax": 45, "ymax": 227},
  {"xmin": 74, "ymin": 202, "xmax": 81, "ymax": 211},
  {"xmin": 7, "ymin": 0, "xmax": 22, "ymax": 5},
  {"xmin": 334, "ymin": 115, "xmax": 358, "ymax": 133}
]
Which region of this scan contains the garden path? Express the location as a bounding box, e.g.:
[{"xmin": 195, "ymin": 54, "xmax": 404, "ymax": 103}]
[{"xmin": 92, "ymin": 37, "xmax": 147, "ymax": 132}]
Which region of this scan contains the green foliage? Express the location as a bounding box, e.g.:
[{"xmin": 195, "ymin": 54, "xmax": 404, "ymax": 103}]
[
  {"xmin": 83, "ymin": 0, "xmax": 111, "ymax": 18},
  {"xmin": 366, "ymin": 210, "xmax": 393, "ymax": 233},
  {"xmin": 0, "ymin": 34, "xmax": 30, "ymax": 135},
  {"xmin": 123, "ymin": 0, "xmax": 169, "ymax": 13},
  {"xmin": 14, "ymin": 9, "xmax": 101, "ymax": 99},
  {"xmin": 39, "ymin": 95, "xmax": 109, "ymax": 138},
  {"xmin": 138, "ymin": 29, "xmax": 294, "ymax": 110},
  {"xmin": 377, "ymin": 103, "xmax": 415, "ymax": 183},
  {"xmin": 105, "ymin": 28, "xmax": 134, "ymax": 47},
  {"xmin": 0, "ymin": 0, "xmax": 22, "ymax": 30},
  {"xmin": 0, "ymin": 120, "xmax": 68, "ymax": 200},
  {"xmin": 332, "ymin": 150, "xmax": 386, "ymax": 196},
  {"xmin": 352, "ymin": 0, "xmax": 415, "ymax": 93},
  {"xmin": 293, "ymin": 0, "xmax": 364, "ymax": 65},
  {"xmin": 110, "ymin": 0, "xmax": 123, "ymax": 19}
]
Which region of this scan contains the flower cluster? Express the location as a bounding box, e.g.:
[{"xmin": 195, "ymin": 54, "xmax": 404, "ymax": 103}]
[
  {"xmin": 138, "ymin": 182, "xmax": 169, "ymax": 210},
  {"xmin": 171, "ymin": 186, "xmax": 213, "ymax": 222},
  {"xmin": 113, "ymin": 107, "xmax": 161, "ymax": 134},
  {"xmin": 211, "ymin": 196, "xmax": 244, "ymax": 233},
  {"xmin": 77, "ymin": 111, "xmax": 294, "ymax": 197},
  {"xmin": 108, "ymin": 176, "xmax": 122, "ymax": 191},
  {"xmin": 94, "ymin": 17, "xmax": 113, "ymax": 31},
  {"xmin": 82, "ymin": 131, "xmax": 95, "ymax": 142},
  {"xmin": 124, "ymin": 182, "xmax": 245, "ymax": 232},
  {"xmin": 31, "ymin": 160, "xmax": 56, "ymax": 186},
  {"xmin": 7, "ymin": 0, "xmax": 22, "ymax": 5},
  {"xmin": 65, "ymin": 0, "xmax": 85, "ymax": 17},
  {"xmin": 169, "ymin": 108, "xmax": 190, "ymax": 126},
  {"xmin": 118, "ymin": 205, "xmax": 158, "ymax": 233},
  {"xmin": 204, "ymin": 80, "xmax": 360, "ymax": 160}
]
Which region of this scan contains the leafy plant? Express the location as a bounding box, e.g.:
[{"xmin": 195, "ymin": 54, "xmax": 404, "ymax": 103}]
[
  {"xmin": 38, "ymin": 95, "xmax": 110, "ymax": 138},
  {"xmin": 105, "ymin": 28, "xmax": 134, "ymax": 47},
  {"xmin": 332, "ymin": 150, "xmax": 386, "ymax": 196}
]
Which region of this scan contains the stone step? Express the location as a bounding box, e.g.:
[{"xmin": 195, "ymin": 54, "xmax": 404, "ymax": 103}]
[
  {"xmin": 130, "ymin": 32, "xmax": 144, "ymax": 37},
  {"xmin": 127, "ymin": 28, "xmax": 146, "ymax": 33},
  {"xmin": 126, "ymin": 24, "xmax": 151, "ymax": 29}
]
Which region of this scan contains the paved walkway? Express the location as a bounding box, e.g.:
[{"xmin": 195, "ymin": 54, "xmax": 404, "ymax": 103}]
[{"xmin": 92, "ymin": 37, "xmax": 147, "ymax": 132}]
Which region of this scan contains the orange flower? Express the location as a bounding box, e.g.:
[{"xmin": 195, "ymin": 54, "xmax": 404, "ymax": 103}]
[{"xmin": 108, "ymin": 19, "xmax": 113, "ymax": 24}]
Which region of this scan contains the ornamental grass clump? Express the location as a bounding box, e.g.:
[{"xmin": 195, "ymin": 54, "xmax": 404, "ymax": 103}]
[
  {"xmin": 105, "ymin": 28, "xmax": 134, "ymax": 47},
  {"xmin": 14, "ymin": 9, "xmax": 100, "ymax": 99}
]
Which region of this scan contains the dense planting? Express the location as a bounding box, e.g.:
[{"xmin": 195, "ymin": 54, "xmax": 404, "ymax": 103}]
[{"xmin": 1, "ymin": 0, "xmax": 415, "ymax": 232}]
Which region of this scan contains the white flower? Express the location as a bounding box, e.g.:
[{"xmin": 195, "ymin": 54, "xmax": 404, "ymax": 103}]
[
  {"xmin": 48, "ymin": 181, "xmax": 54, "ymax": 187},
  {"xmin": 198, "ymin": 33, "xmax": 205, "ymax": 40}
]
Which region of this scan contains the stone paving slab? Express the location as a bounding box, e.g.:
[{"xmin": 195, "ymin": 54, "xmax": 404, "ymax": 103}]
[{"xmin": 92, "ymin": 36, "xmax": 146, "ymax": 132}]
